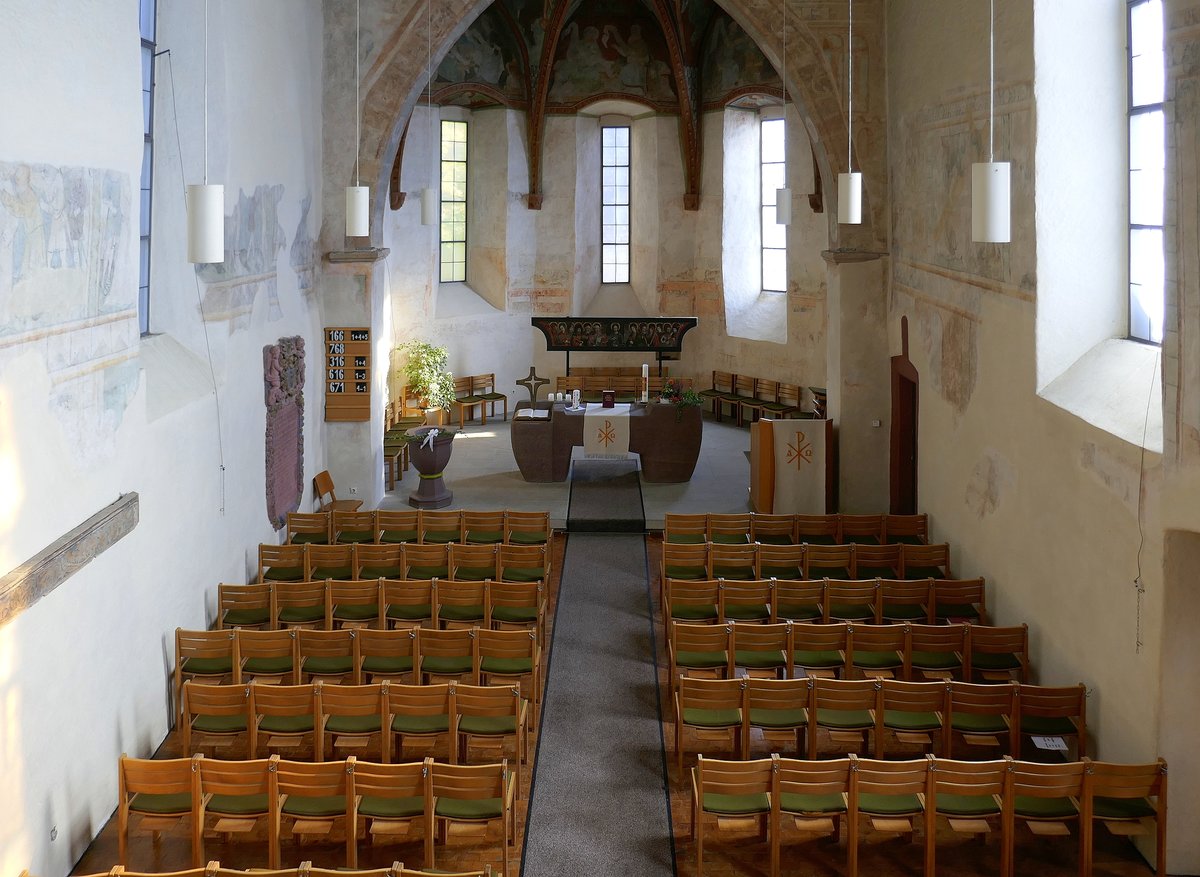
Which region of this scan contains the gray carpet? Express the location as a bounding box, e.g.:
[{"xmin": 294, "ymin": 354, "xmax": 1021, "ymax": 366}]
[
  {"xmin": 521, "ymin": 534, "xmax": 675, "ymax": 877},
  {"xmin": 566, "ymin": 459, "xmax": 646, "ymax": 532}
]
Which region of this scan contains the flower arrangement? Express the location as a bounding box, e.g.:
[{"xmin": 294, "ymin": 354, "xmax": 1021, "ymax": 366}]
[{"xmin": 659, "ymin": 377, "xmax": 684, "ymax": 403}]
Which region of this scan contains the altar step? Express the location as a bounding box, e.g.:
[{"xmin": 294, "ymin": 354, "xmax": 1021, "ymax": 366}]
[{"xmin": 566, "ymin": 460, "xmax": 646, "ymax": 533}]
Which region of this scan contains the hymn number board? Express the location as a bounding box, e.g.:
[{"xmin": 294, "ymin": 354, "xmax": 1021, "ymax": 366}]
[{"xmin": 324, "ymin": 327, "xmax": 371, "ymax": 422}]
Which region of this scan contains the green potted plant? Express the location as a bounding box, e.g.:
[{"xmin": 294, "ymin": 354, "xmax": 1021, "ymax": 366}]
[
  {"xmin": 399, "ymin": 340, "xmax": 456, "ymax": 422},
  {"xmin": 673, "ymin": 387, "xmax": 703, "ymax": 422}
]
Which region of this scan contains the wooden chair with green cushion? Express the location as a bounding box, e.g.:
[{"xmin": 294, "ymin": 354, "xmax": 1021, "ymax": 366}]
[
  {"xmin": 381, "ymin": 578, "xmax": 434, "ymax": 629},
  {"xmin": 194, "ymin": 755, "xmax": 276, "ymax": 867},
  {"xmin": 333, "ymin": 510, "xmax": 376, "ymax": 544},
  {"xmin": 376, "ymin": 509, "xmax": 420, "ymax": 545},
  {"xmin": 738, "ymin": 377, "xmax": 779, "ymax": 426},
  {"xmin": 1082, "ymin": 758, "xmax": 1168, "ymax": 877},
  {"xmin": 238, "ymin": 629, "xmax": 299, "ymax": 685},
  {"xmin": 455, "ymin": 683, "xmax": 529, "ymax": 794},
  {"xmin": 968, "ymin": 624, "xmax": 1029, "ymax": 684},
  {"xmin": 181, "ymin": 681, "xmax": 251, "ymax": 757},
  {"xmin": 448, "ymin": 543, "xmax": 498, "ymax": 582},
  {"xmin": 1016, "ymin": 683, "xmax": 1086, "ymax": 760},
  {"xmin": 909, "ymin": 623, "xmax": 968, "ymax": 681},
  {"xmin": 348, "ymin": 758, "xmax": 433, "ymax": 869},
  {"xmin": 826, "ymin": 579, "xmax": 882, "ymax": 624},
  {"xmin": 475, "ymin": 373, "xmax": 508, "ymax": 422},
  {"xmin": 810, "ymin": 677, "xmax": 881, "ymax": 759},
  {"xmin": 847, "ymin": 756, "xmax": 930, "ymax": 875},
  {"xmin": 901, "ymin": 542, "xmax": 952, "ymax": 580},
  {"xmin": 661, "ymin": 542, "xmax": 710, "ymax": 611},
  {"xmin": 882, "ymin": 513, "xmax": 928, "ymax": 545},
  {"xmin": 258, "ymin": 543, "xmax": 308, "ymax": 583},
  {"xmin": 771, "ymin": 577, "xmax": 825, "ymax": 623},
  {"xmin": 664, "ymin": 512, "xmax": 708, "ymax": 544},
  {"xmin": 175, "ymin": 628, "xmax": 238, "ymax": 725},
  {"xmin": 503, "ymin": 510, "xmax": 550, "ymax": 545},
  {"xmin": 792, "ymin": 621, "xmax": 850, "ymax": 679},
  {"xmin": 762, "ymin": 381, "xmax": 803, "ymax": 420},
  {"xmin": 720, "ymin": 578, "xmax": 774, "ymax": 624},
  {"xmin": 426, "ymin": 760, "xmax": 514, "ymax": 877},
  {"xmin": 881, "ymin": 578, "xmax": 933, "ymax": 624},
  {"xmin": 708, "ymin": 542, "xmax": 758, "ymax": 580},
  {"xmin": 698, "ymin": 370, "xmax": 734, "ymax": 417},
  {"xmin": 421, "ymin": 509, "xmax": 464, "ymax": 545},
  {"xmin": 949, "ymin": 681, "xmax": 1018, "ymax": 756},
  {"xmin": 805, "ymin": 544, "xmax": 854, "ymax": 580},
  {"xmin": 477, "ymin": 627, "xmax": 542, "ymax": 724},
  {"xmin": 756, "ymin": 541, "xmax": 806, "ymax": 582},
  {"xmin": 1003, "ymin": 759, "xmax": 1086, "ymax": 877},
  {"xmin": 355, "ymin": 543, "xmax": 404, "ymax": 580},
  {"xmin": 839, "ymin": 514, "xmax": 884, "ymax": 545},
  {"xmin": 498, "ymin": 543, "xmax": 548, "ymax": 583},
  {"xmin": 489, "ymin": 580, "xmax": 546, "ymax": 646},
  {"xmin": 248, "ymin": 682, "xmax": 314, "ymax": 757},
  {"xmin": 691, "ymin": 755, "xmax": 773, "ymax": 876},
  {"xmin": 847, "ymin": 622, "xmax": 907, "ymax": 680},
  {"xmin": 287, "ymin": 512, "xmax": 331, "ymax": 545},
  {"xmin": 852, "ymin": 543, "xmax": 902, "ymax": 579},
  {"xmin": 453, "ymin": 376, "xmax": 486, "ymax": 429},
  {"xmin": 404, "ymin": 543, "xmax": 450, "ymax": 580},
  {"xmin": 732, "ymin": 620, "xmax": 792, "ymax": 680},
  {"xmin": 117, "ymin": 754, "xmax": 199, "ymax": 866},
  {"xmin": 308, "ymin": 543, "xmax": 357, "ymax": 582},
  {"xmin": 314, "ymin": 469, "xmax": 363, "ymax": 513},
  {"xmin": 795, "ymin": 514, "xmax": 840, "ymax": 545},
  {"xmin": 434, "ymin": 579, "xmax": 490, "ymax": 629},
  {"xmin": 385, "ymin": 682, "xmax": 456, "ymax": 764},
  {"xmin": 315, "ymin": 682, "xmax": 385, "ymax": 762},
  {"xmin": 707, "ymin": 513, "xmax": 752, "ymax": 545},
  {"xmin": 271, "ymin": 757, "xmax": 355, "ymax": 866},
  {"xmin": 720, "ymin": 374, "xmax": 757, "ymax": 425},
  {"xmin": 878, "ymin": 679, "xmax": 949, "ymax": 759},
  {"xmin": 356, "ymin": 627, "xmax": 416, "ymax": 684},
  {"xmin": 415, "ymin": 626, "xmax": 478, "ymax": 685},
  {"xmin": 751, "ymin": 513, "xmax": 797, "ymax": 545},
  {"xmin": 925, "ymin": 757, "xmax": 1010, "ymax": 877},
  {"xmin": 744, "ymin": 677, "xmax": 808, "ymax": 759},
  {"xmin": 298, "ymin": 628, "xmax": 359, "ymax": 684},
  {"xmin": 273, "ymin": 581, "xmax": 329, "ymax": 630},
  {"xmin": 463, "ymin": 509, "xmax": 506, "ymax": 545},
  {"xmin": 669, "ymin": 621, "xmax": 734, "ymax": 691},
  {"xmin": 218, "ymin": 582, "xmax": 275, "ymax": 630},
  {"xmin": 665, "ymin": 578, "xmax": 720, "ymax": 642},
  {"xmin": 772, "ymin": 756, "xmax": 851, "ymax": 874},
  {"xmin": 931, "ymin": 577, "xmax": 988, "ymax": 624}
]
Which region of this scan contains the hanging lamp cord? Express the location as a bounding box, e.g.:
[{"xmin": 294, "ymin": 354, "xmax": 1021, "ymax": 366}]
[
  {"xmin": 989, "ymin": 0, "xmax": 995, "ymax": 163},
  {"xmin": 355, "ymin": 0, "xmax": 361, "ymax": 187},
  {"xmin": 847, "ymin": 0, "xmax": 853, "ymax": 171}
]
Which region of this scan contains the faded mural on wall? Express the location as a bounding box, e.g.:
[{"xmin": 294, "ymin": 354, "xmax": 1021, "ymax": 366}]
[
  {"xmin": 435, "ymin": 5, "xmax": 526, "ymax": 103},
  {"xmin": 700, "ymin": 10, "xmax": 780, "ymax": 106},
  {"xmin": 196, "ymin": 184, "xmax": 288, "ymax": 330},
  {"xmin": 264, "ymin": 335, "xmax": 305, "ymax": 530},
  {"xmin": 290, "ymin": 194, "xmax": 318, "ymax": 294},
  {"xmin": 0, "ymin": 161, "xmax": 138, "ymax": 461}
]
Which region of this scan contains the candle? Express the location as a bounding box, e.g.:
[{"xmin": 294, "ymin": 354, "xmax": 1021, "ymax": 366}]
[
  {"xmin": 642, "ymin": 363, "xmax": 649, "ymax": 378},
  {"xmin": 641, "ymin": 363, "xmax": 649, "ymax": 403}
]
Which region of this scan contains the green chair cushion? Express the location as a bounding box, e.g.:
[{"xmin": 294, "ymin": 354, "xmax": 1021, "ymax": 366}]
[
  {"xmin": 435, "ymin": 797, "xmax": 503, "ymax": 821},
  {"xmin": 452, "ymin": 567, "xmax": 495, "ymax": 582},
  {"xmin": 828, "ymin": 603, "xmax": 876, "ymax": 621},
  {"xmin": 664, "ymin": 565, "xmax": 707, "ymax": 580},
  {"xmin": 936, "ymin": 793, "xmax": 1000, "ymax": 817},
  {"xmin": 952, "ymin": 712, "xmax": 1008, "ymax": 734},
  {"xmin": 282, "ymin": 795, "xmax": 346, "ymax": 818},
  {"xmin": 277, "ymin": 604, "xmax": 326, "ymax": 625},
  {"xmin": 777, "ymin": 602, "xmax": 822, "ymax": 621},
  {"xmin": 883, "ymin": 604, "xmax": 928, "ymax": 622},
  {"xmin": 670, "ymin": 604, "xmax": 719, "ymax": 622},
  {"xmin": 1020, "ymin": 715, "xmax": 1078, "ymax": 736},
  {"xmin": 242, "ymin": 656, "xmax": 294, "ymax": 675},
  {"xmin": 303, "ymin": 656, "xmax": 354, "ymax": 675},
  {"xmin": 222, "ymin": 607, "xmax": 271, "ymax": 627},
  {"xmin": 481, "ymin": 656, "xmax": 533, "ymax": 675},
  {"xmin": 666, "ymin": 533, "xmax": 706, "ymax": 544},
  {"xmin": 360, "ymin": 564, "xmax": 404, "ymax": 579},
  {"xmin": 972, "ymin": 652, "xmax": 1021, "ymax": 671},
  {"xmin": 1093, "ymin": 796, "xmax": 1156, "ymax": 820},
  {"xmin": 333, "ymin": 603, "xmax": 379, "ymax": 621},
  {"xmin": 458, "ymin": 394, "xmax": 486, "ymax": 404},
  {"xmin": 725, "ymin": 604, "xmax": 771, "ymax": 622},
  {"xmin": 393, "ymin": 713, "xmax": 450, "ymax": 734},
  {"xmin": 761, "ymin": 565, "xmax": 805, "ymax": 580},
  {"xmin": 815, "ymin": 708, "xmax": 874, "ymax": 730},
  {"xmin": 480, "ymin": 391, "xmax": 506, "ymax": 401},
  {"xmin": 192, "ymin": 713, "xmax": 248, "ymax": 734},
  {"xmin": 380, "ymin": 530, "xmax": 420, "ymax": 544},
  {"xmin": 325, "ymin": 714, "xmax": 381, "ymax": 735},
  {"xmin": 844, "ymin": 535, "xmax": 881, "ymax": 545},
  {"xmin": 858, "ymin": 793, "xmax": 924, "ymax": 816},
  {"xmin": 208, "ymin": 793, "xmax": 269, "ymax": 816},
  {"xmin": 491, "ymin": 605, "xmax": 538, "ymax": 624},
  {"xmin": 130, "ymin": 792, "xmax": 192, "ymax": 815},
  {"xmin": 702, "ymin": 791, "xmax": 770, "ymax": 816},
  {"xmin": 911, "ymin": 651, "xmax": 961, "ymax": 671},
  {"xmin": 681, "ymin": 707, "xmax": 742, "ymax": 728},
  {"xmin": 423, "ymin": 530, "xmax": 461, "ymax": 544},
  {"xmin": 710, "ymin": 533, "xmax": 750, "ymax": 545},
  {"xmin": 501, "ymin": 566, "xmax": 545, "ymax": 583},
  {"xmin": 358, "ymin": 795, "xmax": 425, "ymax": 819},
  {"xmin": 409, "ymin": 565, "xmax": 450, "ymax": 579},
  {"xmin": 1014, "ymin": 796, "xmax": 1077, "ymax": 819},
  {"xmin": 675, "ymin": 650, "xmax": 728, "ymax": 670},
  {"xmin": 438, "ymin": 604, "xmax": 485, "ymax": 622},
  {"xmin": 458, "ymin": 715, "xmax": 516, "ymax": 736},
  {"xmin": 336, "ymin": 530, "xmax": 375, "ymax": 544},
  {"xmin": 506, "ymin": 531, "xmax": 547, "ymax": 545},
  {"xmin": 754, "ymin": 535, "xmax": 795, "ymax": 546},
  {"xmin": 387, "ymin": 603, "xmax": 432, "ymax": 621},
  {"xmin": 749, "ymin": 707, "xmax": 807, "ymax": 729},
  {"xmin": 813, "ymin": 566, "xmax": 852, "ymax": 580},
  {"xmin": 289, "ymin": 533, "xmax": 328, "ymax": 545},
  {"xmin": 798, "ymin": 535, "xmax": 838, "ymax": 545},
  {"xmin": 793, "ymin": 649, "xmax": 843, "ymax": 669},
  {"xmin": 711, "ymin": 565, "xmax": 755, "ymax": 580},
  {"xmin": 259, "ymin": 714, "xmax": 313, "ymax": 734},
  {"xmin": 466, "ymin": 530, "xmax": 505, "ymax": 544},
  {"xmin": 362, "ymin": 655, "xmax": 414, "ymax": 675},
  {"xmin": 311, "ymin": 565, "xmax": 356, "ymax": 581},
  {"xmin": 182, "ymin": 657, "xmax": 233, "ymax": 676},
  {"xmin": 735, "ymin": 649, "xmax": 787, "ymax": 670},
  {"xmin": 779, "ymin": 792, "xmax": 846, "ymax": 815},
  {"xmin": 856, "ymin": 565, "xmax": 896, "ymax": 578},
  {"xmin": 906, "ymin": 566, "xmax": 946, "ymax": 580},
  {"xmin": 887, "ymin": 535, "xmax": 926, "ymax": 545},
  {"xmin": 853, "ymin": 650, "xmax": 903, "ymax": 670},
  {"xmin": 934, "ymin": 604, "xmax": 981, "ymax": 620},
  {"xmin": 883, "ymin": 709, "xmax": 942, "ymax": 732},
  {"xmin": 422, "ymin": 656, "xmax": 473, "ymax": 676}
]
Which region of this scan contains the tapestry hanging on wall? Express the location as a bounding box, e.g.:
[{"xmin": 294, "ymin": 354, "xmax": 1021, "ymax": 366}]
[{"xmin": 264, "ymin": 335, "xmax": 305, "ymax": 529}]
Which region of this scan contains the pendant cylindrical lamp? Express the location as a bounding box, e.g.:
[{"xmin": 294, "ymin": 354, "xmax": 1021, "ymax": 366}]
[
  {"xmin": 837, "ymin": 172, "xmax": 862, "ymax": 225},
  {"xmin": 775, "ymin": 188, "xmax": 792, "ymax": 225},
  {"xmin": 971, "ymin": 161, "xmax": 1010, "ymax": 243},
  {"xmin": 839, "ymin": 0, "xmax": 862, "ymax": 225},
  {"xmin": 346, "ymin": 186, "xmax": 370, "ymax": 237},
  {"xmin": 421, "ymin": 187, "xmax": 438, "ymax": 226},
  {"xmin": 187, "ymin": 183, "xmax": 224, "ymax": 264}
]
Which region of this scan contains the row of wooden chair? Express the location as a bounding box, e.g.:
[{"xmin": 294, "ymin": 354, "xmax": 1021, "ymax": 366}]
[
  {"xmin": 667, "ymin": 621, "xmax": 1029, "ymax": 688},
  {"xmin": 182, "ymin": 680, "xmax": 531, "ymax": 771},
  {"xmin": 283, "ymin": 509, "xmax": 551, "ymax": 547},
  {"xmin": 697, "ymin": 371, "xmax": 810, "ymax": 425},
  {"xmin": 118, "ymin": 754, "xmax": 515, "ymax": 874},
  {"xmin": 552, "ymin": 374, "xmax": 693, "ymax": 403},
  {"xmin": 219, "ymin": 579, "xmax": 546, "ymax": 641},
  {"xmin": 566, "ymin": 366, "xmax": 669, "ymax": 377},
  {"xmin": 259, "ymin": 543, "xmax": 548, "ymax": 586},
  {"xmin": 692, "ymin": 753, "xmax": 1167, "ymax": 877},
  {"xmin": 52, "ymin": 863, "xmax": 492, "ymax": 877},
  {"xmin": 664, "ymin": 578, "xmax": 989, "ymax": 636},
  {"xmin": 674, "ymin": 676, "xmax": 1084, "ymax": 767},
  {"xmin": 451, "ymin": 374, "xmax": 509, "ymax": 429},
  {"xmin": 664, "ymin": 511, "xmax": 929, "ymax": 546},
  {"xmin": 176, "ymin": 627, "xmax": 541, "ymax": 723}
]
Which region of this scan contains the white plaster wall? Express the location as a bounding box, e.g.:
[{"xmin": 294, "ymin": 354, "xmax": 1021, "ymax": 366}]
[
  {"xmin": 573, "ymin": 117, "xmax": 601, "ymax": 316},
  {"xmin": 0, "ymin": 2, "xmax": 326, "ymax": 876},
  {"xmin": 630, "ymin": 116, "xmax": 661, "ymax": 316},
  {"xmin": 722, "ymin": 108, "xmax": 762, "ymax": 338},
  {"xmin": 467, "ymin": 108, "xmax": 508, "ymax": 311}
]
